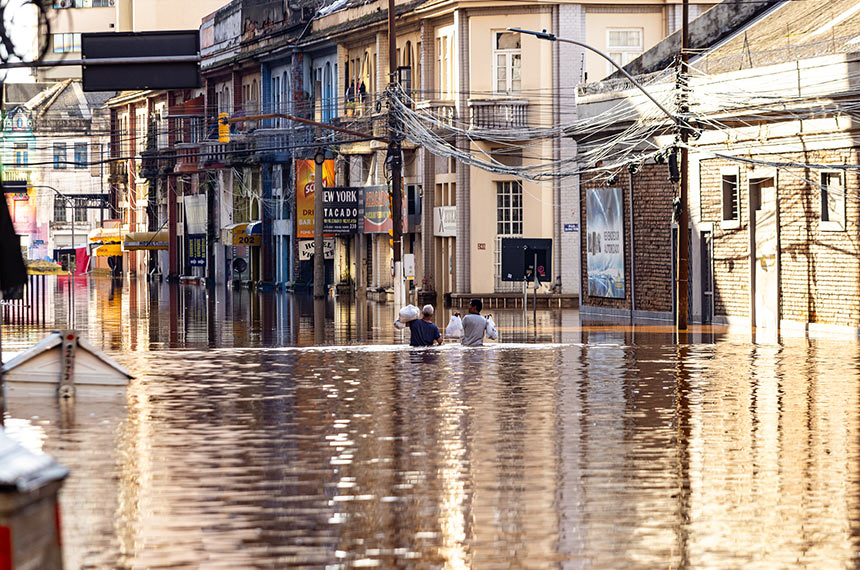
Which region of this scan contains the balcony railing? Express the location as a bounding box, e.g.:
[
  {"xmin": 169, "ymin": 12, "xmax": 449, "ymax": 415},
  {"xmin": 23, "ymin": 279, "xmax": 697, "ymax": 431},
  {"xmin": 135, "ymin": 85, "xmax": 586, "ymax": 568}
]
[
  {"xmin": 414, "ymin": 100, "xmax": 457, "ymax": 132},
  {"xmin": 200, "ymin": 135, "xmax": 256, "ymax": 167},
  {"xmin": 174, "ymin": 142, "xmax": 199, "ymax": 173},
  {"xmin": 468, "ymin": 98, "xmax": 528, "ymax": 132},
  {"xmin": 252, "ymin": 126, "xmax": 314, "ymax": 157}
]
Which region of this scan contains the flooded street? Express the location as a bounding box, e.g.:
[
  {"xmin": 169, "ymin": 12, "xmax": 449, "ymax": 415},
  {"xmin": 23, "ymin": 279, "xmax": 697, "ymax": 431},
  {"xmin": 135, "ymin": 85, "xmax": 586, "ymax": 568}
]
[{"xmin": 3, "ymin": 277, "xmax": 860, "ymax": 568}]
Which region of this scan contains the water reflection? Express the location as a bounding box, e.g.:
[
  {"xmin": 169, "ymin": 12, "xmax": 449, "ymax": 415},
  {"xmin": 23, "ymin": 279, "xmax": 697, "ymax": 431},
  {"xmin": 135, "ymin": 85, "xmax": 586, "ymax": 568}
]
[{"xmin": 2, "ymin": 278, "xmax": 860, "ymax": 568}]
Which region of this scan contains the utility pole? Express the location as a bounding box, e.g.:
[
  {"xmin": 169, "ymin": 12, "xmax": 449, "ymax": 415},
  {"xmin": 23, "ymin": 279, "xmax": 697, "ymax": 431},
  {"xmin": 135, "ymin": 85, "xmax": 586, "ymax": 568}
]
[
  {"xmin": 677, "ymin": 0, "xmax": 690, "ymax": 331},
  {"xmin": 387, "ymin": 0, "xmax": 404, "ymax": 308},
  {"xmin": 314, "ymin": 131, "xmax": 325, "ymax": 298}
]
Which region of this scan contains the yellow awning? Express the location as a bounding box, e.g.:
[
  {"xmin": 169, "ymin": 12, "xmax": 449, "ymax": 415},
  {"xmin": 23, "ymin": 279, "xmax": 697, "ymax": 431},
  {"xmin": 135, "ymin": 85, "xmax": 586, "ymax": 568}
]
[
  {"xmin": 88, "ymin": 227, "xmax": 123, "ymax": 243},
  {"xmin": 94, "ymin": 243, "xmax": 123, "ymax": 257},
  {"xmin": 123, "ymin": 231, "xmax": 168, "ymax": 251}
]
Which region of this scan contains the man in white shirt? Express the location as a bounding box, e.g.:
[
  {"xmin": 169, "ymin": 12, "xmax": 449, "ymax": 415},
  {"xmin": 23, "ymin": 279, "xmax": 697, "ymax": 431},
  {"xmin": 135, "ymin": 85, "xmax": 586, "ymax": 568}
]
[{"xmin": 461, "ymin": 298, "xmax": 488, "ymax": 346}]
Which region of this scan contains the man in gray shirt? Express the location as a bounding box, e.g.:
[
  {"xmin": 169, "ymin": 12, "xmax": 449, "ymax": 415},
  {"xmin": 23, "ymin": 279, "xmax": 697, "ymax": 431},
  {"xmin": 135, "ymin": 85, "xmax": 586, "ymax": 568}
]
[{"xmin": 461, "ymin": 298, "xmax": 488, "ymax": 346}]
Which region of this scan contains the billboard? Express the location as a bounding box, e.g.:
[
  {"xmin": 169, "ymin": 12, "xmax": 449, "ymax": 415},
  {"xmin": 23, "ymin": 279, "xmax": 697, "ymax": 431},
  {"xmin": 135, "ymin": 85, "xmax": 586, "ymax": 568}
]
[
  {"xmin": 82, "ymin": 31, "xmax": 200, "ymax": 92},
  {"xmin": 296, "ymin": 159, "xmax": 336, "ymax": 238},
  {"xmin": 586, "ymin": 186, "xmax": 625, "ymax": 298},
  {"xmin": 322, "ymin": 187, "xmax": 364, "ymax": 234}
]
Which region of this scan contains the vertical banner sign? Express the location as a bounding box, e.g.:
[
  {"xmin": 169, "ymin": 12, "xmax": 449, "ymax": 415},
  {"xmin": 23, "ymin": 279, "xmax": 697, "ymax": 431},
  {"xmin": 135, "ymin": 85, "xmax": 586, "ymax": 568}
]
[
  {"xmin": 586, "ymin": 186, "xmax": 625, "ymax": 298},
  {"xmin": 296, "ymin": 159, "xmax": 335, "ymax": 238},
  {"xmin": 188, "ymin": 235, "xmax": 206, "ymax": 267}
]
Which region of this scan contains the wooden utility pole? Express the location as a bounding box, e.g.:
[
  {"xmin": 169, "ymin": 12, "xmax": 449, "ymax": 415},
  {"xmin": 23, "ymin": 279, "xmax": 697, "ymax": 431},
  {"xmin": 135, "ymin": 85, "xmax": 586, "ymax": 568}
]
[
  {"xmin": 677, "ymin": 0, "xmax": 690, "ymax": 331},
  {"xmin": 388, "ymin": 0, "xmax": 404, "ymax": 307},
  {"xmin": 313, "ymin": 131, "xmax": 325, "ymax": 298}
]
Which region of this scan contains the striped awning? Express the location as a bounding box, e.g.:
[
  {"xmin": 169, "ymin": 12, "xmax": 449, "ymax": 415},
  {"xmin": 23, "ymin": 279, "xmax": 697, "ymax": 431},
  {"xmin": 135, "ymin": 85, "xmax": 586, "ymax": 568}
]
[
  {"xmin": 122, "ymin": 231, "xmax": 168, "ymax": 251},
  {"xmin": 88, "ymin": 227, "xmax": 123, "ymax": 244}
]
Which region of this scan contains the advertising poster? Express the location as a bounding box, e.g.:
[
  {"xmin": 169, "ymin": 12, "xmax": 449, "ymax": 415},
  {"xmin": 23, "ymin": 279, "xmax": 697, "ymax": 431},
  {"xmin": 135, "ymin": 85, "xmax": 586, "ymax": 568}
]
[
  {"xmin": 362, "ymin": 185, "xmax": 407, "ymax": 234},
  {"xmin": 586, "ymin": 186, "xmax": 625, "ymax": 299},
  {"xmin": 296, "ymin": 159, "xmax": 335, "ymax": 238},
  {"xmin": 322, "ymin": 187, "xmax": 363, "ymax": 234}
]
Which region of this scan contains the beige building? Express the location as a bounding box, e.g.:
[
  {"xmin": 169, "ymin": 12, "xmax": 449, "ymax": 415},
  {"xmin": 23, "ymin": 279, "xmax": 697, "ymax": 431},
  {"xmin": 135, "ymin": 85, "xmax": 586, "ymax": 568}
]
[
  {"xmin": 39, "ymin": 0, "xmax": 226, "ymax": 81},
  {"xmin": 307, "ymin": 0, "xmax": 706, "ymax": 298}
]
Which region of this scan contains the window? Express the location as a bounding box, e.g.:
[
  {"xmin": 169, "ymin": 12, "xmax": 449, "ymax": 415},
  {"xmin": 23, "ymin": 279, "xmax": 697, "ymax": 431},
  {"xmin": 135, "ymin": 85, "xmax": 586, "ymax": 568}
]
[
  {"xmin": 52, "ymin": 33, "xmax": 81, "ymax": 54},
  {"xmin": 607, "ymin": 29, "xmax": 643, "ymax": 74},
  {"xmin": 494, "ymin": 31, "xmax": 521, "ymax": 94},
  {"xmin": 820, "ymin": 171, "xmax": 845, "ymax": 229},
  {"xmin": 721, "ymin": 172, "xmax": 739, "ymax": 224},
  {"xmin": 53, "ymin": 142, "xmax": 67, "ymax": 169},
  {"xmin": 496, "ymin": 181, "xmax": 523, "ymax": 235},
  {"xmin": 437, "ymin": 26, "xmax": 454, "ymax": 100},
  {"xmin": 407, "ymin": 183, "xmax": 422, "ymax": 217},
  {"xmin": 74, "ymin": 142, "xmax": 87, "ymax": 168},
  {"xmin": 154, "ymin": 103, "xmax": 167, "ymax": 148},
  {"xmin": 14, "ymin": 143, "xmax": 28, "ymax": 167},
  {"xmin": 75, "ymin": 199, "xmax": 87, "ymax": 222},
  {"xmin": 54, "ymin": 198, "xmax": 66, "ymax": 222},
  {"xmin": 135, "ymin": 108, "xmax": 147, "ymax": 154}
]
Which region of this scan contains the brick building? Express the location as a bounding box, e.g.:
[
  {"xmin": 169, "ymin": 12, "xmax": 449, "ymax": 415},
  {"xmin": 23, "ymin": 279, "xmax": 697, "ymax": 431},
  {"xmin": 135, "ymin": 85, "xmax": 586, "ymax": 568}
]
[{"xmin": 574, "ymin": 0, "xmax": 860, "ymax": 334}]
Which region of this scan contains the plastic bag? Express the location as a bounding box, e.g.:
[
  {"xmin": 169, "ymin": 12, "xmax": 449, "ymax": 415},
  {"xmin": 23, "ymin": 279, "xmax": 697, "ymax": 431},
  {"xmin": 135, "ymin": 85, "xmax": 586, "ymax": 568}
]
[
  {"xmin": 399, "ymin": 304, "xmax": 421, "ymax": 323},
  {"xmin": 393, "ymin": 319, "xmax": 406, "ymax": 330},
  {"xmin": 485, "ymin": 315, "xmax": 499, "ymax": 340},
  {"xmin": 445, "ymin": 315, "xmax": 464, "ymax": 338}
]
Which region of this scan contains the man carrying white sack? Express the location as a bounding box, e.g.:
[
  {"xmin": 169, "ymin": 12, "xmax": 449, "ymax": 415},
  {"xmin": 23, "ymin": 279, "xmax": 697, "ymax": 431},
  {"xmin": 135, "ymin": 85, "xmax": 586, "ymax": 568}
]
[
  {"xmin": 408, "ymin": 304, "xmax": 443, "ymax": 347},
  {"xmin": 462, "ymin": 298, "xmax": 498, "ymax": 347}
]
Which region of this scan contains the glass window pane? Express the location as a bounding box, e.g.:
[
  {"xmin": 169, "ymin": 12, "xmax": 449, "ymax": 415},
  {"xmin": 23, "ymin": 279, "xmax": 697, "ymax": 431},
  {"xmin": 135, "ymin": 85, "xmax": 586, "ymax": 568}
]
[{"xmin": 496, "ymin": 31, "xmax": 521, "ymax": 50}]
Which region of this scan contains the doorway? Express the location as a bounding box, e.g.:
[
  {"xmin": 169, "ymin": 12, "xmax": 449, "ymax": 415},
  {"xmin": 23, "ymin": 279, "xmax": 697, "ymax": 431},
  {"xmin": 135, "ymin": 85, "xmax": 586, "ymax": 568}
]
[{"xmin": 750, "ymin": 176, "xmax": 778, "ymax": 331}]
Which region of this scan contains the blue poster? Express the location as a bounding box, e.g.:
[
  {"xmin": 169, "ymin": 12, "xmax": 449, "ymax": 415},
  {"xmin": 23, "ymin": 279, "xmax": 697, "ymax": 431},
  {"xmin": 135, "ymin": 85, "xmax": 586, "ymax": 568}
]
[{"xmin": 586, "ymin": 186, "xmax": 625, "ymax": 298}]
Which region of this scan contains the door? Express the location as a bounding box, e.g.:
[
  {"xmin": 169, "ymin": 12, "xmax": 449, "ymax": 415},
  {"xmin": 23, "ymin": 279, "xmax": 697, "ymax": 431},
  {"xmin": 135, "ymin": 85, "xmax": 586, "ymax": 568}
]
[
  {"xmin": 701, "ymin": 231, "xmax": 713, "ymax": 324},
  {"xmin": 752, "ymin": 177, "xmax": 778, "ymax": 330}
]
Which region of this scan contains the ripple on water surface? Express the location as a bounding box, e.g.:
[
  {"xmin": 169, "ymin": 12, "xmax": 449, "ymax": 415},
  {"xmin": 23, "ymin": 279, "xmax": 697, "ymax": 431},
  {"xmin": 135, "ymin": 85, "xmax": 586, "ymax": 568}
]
[{"xmin": 3, "ymin": 280, "xmax": 860, "ymax": 568}]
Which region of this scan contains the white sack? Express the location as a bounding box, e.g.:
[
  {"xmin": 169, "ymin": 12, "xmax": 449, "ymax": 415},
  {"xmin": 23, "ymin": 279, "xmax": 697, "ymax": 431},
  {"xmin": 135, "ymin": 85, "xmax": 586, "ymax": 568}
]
[
  {"xmin": 445, "ymin": 315, "xmax": 464, "ymax": 338},
  {"xmin": 485, "ymin": 315, "xmax": 499, "ymax": 340},
  {"xmin": 399, "ymin": 304, "xmax": 421, "ymax": 323}
]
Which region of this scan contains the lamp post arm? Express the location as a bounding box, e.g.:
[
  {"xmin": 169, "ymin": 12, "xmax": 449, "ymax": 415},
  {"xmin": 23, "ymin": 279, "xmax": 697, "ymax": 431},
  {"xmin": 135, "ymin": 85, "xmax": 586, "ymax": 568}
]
[{"xmin": 508, "ymin": 28, "xmax": 686, "ymax": 129}]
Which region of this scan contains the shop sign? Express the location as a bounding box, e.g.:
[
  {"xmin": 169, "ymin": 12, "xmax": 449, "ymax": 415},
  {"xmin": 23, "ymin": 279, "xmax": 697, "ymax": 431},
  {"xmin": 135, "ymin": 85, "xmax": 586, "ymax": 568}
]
[
  {"xmin": 323, "ymin": 187, "xmax": 364, "ymax": 234},
  {"xmin": 433, "ymin": 206, "xmax": 456, "ymax": 237},
  {"xmin": 10, "ymin": 192, "xmax": 28, "ymax": 201},
  {"xmin": 586, "ymin": 186, "xmax": 625, "ymax": 298},
  {"xmin": 296, "ymin": 159, "xmax": 335, "ymax": 238},
  {"xmin": 362, "ymin": 185, "xmax": 406, "ymax": 234},
  {"xmin": 299, "ymin": 239, "xmax": 335, "ymax": 260},
  {"xmin": 189, "ymin": 234, "xmax": 206, "ymax": 267}
]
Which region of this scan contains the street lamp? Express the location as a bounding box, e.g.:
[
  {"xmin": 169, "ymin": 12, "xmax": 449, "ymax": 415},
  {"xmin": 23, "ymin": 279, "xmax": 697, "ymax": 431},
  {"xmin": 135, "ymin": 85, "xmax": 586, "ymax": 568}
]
[{"xmin": 29, "ymin": 185, "xmax": 77, "ymax": 328}]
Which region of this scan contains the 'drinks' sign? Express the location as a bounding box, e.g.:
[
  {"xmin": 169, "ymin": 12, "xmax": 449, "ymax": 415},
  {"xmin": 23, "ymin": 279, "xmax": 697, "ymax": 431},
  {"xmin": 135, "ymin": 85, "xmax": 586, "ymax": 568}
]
[{"xmin": 586, "ymin": 186, "xmax": 626, "ymax": 299}]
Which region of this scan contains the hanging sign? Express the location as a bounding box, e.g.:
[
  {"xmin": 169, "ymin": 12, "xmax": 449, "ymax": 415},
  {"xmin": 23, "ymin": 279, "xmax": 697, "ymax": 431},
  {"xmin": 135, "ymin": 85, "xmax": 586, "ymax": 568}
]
[
  {"xmin": 296, "ymin": 159, "xmax": 335, "ymax": 238},
  {"xmin": 322, "ymin": 187, "xmax": 364, "ymax": 234},
  {"xmin": 299, "ymin": 239, "xmax": 335, "ymax": 260}
]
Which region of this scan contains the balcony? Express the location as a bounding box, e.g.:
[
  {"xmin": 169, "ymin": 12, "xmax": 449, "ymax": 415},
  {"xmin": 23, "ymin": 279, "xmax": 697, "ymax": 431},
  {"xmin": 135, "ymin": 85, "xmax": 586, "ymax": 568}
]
[
  {"xmin": 414, "ymin": 100, "xmax": 457, "ymax": 134},
  {"xmin": 174, "ymin": 143, "xmax": 199, "ymax": 173},
  {"xmin": 201, "ymin": 135, "xmax": 257, "ymax": 167},
  {"xmin": 252, "ymin": 126, "xmax": 314, "ymax": 160},
  {"xmin": 468, "ymin": 98, "xmax": 529, "ymax": 134},
  {"xmin": 140, "ymin": 148, "xmax": 176, "ymax": 179}
]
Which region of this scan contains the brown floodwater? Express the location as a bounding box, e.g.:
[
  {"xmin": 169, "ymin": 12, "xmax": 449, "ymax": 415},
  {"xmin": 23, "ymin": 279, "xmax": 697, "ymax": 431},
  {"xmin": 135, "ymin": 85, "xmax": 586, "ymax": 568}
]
[{"xmin": 2, "ymin": 277, "xmax": 860, "ymax": 568}]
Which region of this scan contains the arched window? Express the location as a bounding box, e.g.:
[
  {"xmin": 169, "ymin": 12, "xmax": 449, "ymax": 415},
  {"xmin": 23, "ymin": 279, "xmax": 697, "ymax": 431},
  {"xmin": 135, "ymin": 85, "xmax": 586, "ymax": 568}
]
[{"xmin": 403, "ymin": 41, "xmax": 413, "ymax": 93}]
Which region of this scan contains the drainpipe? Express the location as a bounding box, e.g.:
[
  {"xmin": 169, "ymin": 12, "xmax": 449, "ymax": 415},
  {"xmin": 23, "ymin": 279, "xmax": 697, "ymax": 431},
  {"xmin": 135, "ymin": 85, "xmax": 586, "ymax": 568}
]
[{"xmin": 628, "ymin": 164, "xmax": 637, "ymax": 322}]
